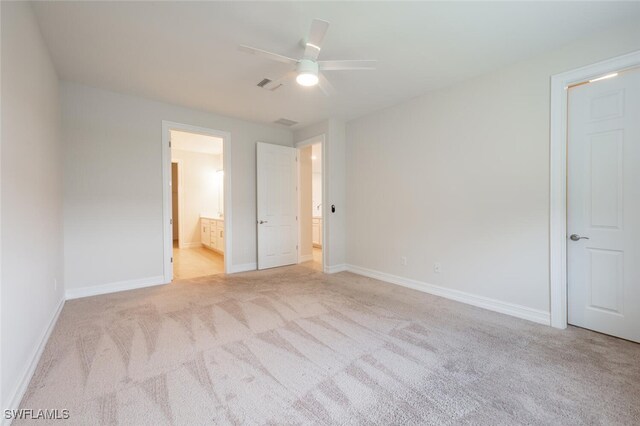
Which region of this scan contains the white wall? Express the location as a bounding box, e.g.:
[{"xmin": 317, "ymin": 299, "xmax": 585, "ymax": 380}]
[
  {"xmin": 62, "ymin": 82, "xmax": 293, "ymax": 292},
  {"xmin": 1, "ymin": 1, "xmax": 64, "ymax": 412},
  {"xmin": 171, "ymin": 149, "xmax": 223, "ymax": 246},
  {"xmin": 312, "ymin": 173, "xmax": 322, "ymax": 217},
  {"xmin": 345, "ymin": 22, "xmax": 640, "ymax": 315},
  {"xmin": 312, "ymin": 143, "xmax": 322, "ymax": 218},
  {"xmin": 294, "ymin": 119, "xmax": 346, "ymax": 270}
]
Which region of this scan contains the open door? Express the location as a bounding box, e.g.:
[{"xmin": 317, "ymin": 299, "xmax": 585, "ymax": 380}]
[
  {"xmin": 257, "ymin": 142, "xmax": 298, "ymax": 269},
  {"xmin": 567, "ymin": 68, "xmax": 640, "ymax": 342}
]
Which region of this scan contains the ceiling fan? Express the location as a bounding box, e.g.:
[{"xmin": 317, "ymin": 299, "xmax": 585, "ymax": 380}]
[{"xmin": 238, "ymin": 19, "xmax": 377, "ymax": 95}]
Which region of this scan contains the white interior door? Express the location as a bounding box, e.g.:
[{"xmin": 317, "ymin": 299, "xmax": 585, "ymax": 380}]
[
  {"xmin": 257, "ymin": 142, "xmax": 298, "ymax": 269},
  {"xmin": 568, "ymin": 68, "xmax": 640, "ymax": 342}
]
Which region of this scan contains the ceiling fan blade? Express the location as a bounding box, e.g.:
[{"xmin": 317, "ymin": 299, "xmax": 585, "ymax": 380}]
[
  {"xmin": 238, "ymin": 45, "xmax": 298, "ymax": 66},
  {"xmin": 263, "ymin": 71, "xmax": 296, "ymax": 91},
  {"xmin": 318, "ymin": 73, "xmax": 336, "ymax": 97},
  {"xmin": 303, "ymin": 19, "xmax": 330, "ymax": 60},
  {"xmin": 318, "ymin": 60, "xmax": 377, "ymax": 71}
]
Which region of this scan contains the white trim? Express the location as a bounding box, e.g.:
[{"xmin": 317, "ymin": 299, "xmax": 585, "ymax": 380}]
[
  {"xmin": 296, "ymin": 146, "xmax": 302, "ymax": 264},
  {"xmin": 65, "ymin": 276, "xmax": 165, "ymax": 300},
  {"xmin": 299, "ymin": 254, "xmax": 314, "ymax": 263},
  {"xmin": 163, "ymin": 121, "xmax": 232, "ymax": 280},
  {"xmin": 346, "ymin": 264, "xmax": 550, "ymax": 325},
  {"xmin": 295, "ymin": 134, "xmax": 327, "ymax": 273},
  {"xmin": 325, "ymin": 264, "xmax": 347, "ymax": 274},
  {"xmin": 549, "ymin": 50, "xmax": 640, "ymax": 329},
  {"xmin": 295, "ymin": 134, "xmax": 324, "ymax": 148},
  {"xmin": 3, "ymin": 298, "xmax": 65, "ymax": 425},
  {"xmin": 228, "ymin": 263, "xmax": 257, "ymax": 274},
  {"xmin": 295, "ymin": 139, "xmax": 324, "ymax": 267},
  {"xmin": 320, "ymin": 137, "xmax": 328, "ymax": 274}
]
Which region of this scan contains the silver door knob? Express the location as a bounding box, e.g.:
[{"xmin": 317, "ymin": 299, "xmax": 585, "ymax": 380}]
[
  {"xmin": 259, "ymin": 220, "xmax": 268, "ymax": 224},
  {"xmin": 570, "ymin": 234, "xmax": 589, "ymax": 241}
]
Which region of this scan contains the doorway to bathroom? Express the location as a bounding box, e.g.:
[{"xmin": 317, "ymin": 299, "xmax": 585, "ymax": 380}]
[
  {"xmin": 297, "ymin": 140, "xmax": 324, "ymax": 271},
  {"xmin": 163, "ymin": 122, "xmax": 230, "ymax": 281}
]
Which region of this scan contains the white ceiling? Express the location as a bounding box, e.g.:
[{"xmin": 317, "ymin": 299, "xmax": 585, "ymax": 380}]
[
  {"xmin": 171, "ymin": 130, "xmax": 223, "ymax": 155},
  {"xmin": 33, "ymin": 1, "xmax": 640, "ymax": 129}
]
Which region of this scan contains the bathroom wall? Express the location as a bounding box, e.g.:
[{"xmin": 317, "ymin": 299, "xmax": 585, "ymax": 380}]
[{"xmin": 171, "ymin": 149, "xmax": 223, "ymax": 246}]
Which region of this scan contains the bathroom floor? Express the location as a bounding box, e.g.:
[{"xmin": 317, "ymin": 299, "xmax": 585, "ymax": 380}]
[{"xmin": 172, "ymin": 241, "xmax": 224, "ymax": 280}]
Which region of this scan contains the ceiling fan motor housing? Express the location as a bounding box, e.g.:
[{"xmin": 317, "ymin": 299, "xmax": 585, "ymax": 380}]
[{"xmin": 297, "ymin": 59, "xmax": 319, "ymax": 76}]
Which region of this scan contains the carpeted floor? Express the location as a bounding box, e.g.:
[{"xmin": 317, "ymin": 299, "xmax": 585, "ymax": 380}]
[{"xmin": 19, "ymin": 266, "xmax": 640, "ymax": 425}]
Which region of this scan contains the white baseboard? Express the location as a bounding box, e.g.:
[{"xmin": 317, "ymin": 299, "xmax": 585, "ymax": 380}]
[
  {"xmin": 65, "ymin": 275, "xmax": 166, "ymax": 300},
  {"xmin": 299, "ymin": 254, "xmax": 314, "ymax": 263},
  {"xmin": 228, "ymin": 263, "xmax": 257, "ymax": 274},
  {"xmin": 325, "ymin": 264, "xmax": 347, "ymax": 274},
  {"xmin": 3, "ymin": 298, "xmax": 65, "ymax": 425},
  {"xmin": 345, "ymin": 264, "xmax": 551, "ymax": 325}
]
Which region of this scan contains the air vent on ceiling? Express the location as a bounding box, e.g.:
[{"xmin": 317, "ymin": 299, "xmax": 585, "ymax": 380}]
[
  {"xmin": 257, "ymin": 78, "xmax": 272, "ymax": 88},
  {"xmin": 257, "ymin": 77, "xmax": 283, "ymax": 91},
  {"xmin": 274, "ymin": 118, "xmax": 298, "ymax": 127}
]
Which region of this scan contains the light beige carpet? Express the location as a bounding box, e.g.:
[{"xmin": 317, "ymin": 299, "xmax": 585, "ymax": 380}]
[{"xmin": 19, "ymin": 266, "xmax": 640, "ymax": 425}]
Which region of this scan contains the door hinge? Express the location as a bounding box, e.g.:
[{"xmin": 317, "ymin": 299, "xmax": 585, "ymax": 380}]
[
  {"xmin": 170, "ymin": 219, "xmax": 173, "ymax": 224},
  {"xmin": 296, "ymin": 245, "xmax": 298, "ymax": 251},
  {"xmin": 169, "ymin": 140, "xmax": 172, "ymax": 148},
  {"xmin": 171, "ymin": 257, "xmax": 173, "ymax": 263}
]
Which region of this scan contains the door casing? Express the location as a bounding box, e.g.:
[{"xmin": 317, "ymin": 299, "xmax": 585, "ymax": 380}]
[{"xmin": 296, "ymin": 134, "xmax": 327, "ymax": 273}]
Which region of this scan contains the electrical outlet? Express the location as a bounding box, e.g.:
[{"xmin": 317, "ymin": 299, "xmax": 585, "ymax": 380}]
[
  {"xmin": 434, "ymin": 262, "xmax": 442, "ymax": 273},
  {"xmin": 400, "ymin": 256, "xmax": 407, "ymax": 266}
]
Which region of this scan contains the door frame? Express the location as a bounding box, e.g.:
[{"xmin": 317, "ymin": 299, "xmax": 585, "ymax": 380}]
[
  {"xmin": 162, "ymin": 121, "xmax": 232, "ymax": 282},
  {"xmin": 296, "ymin": 134, "xmax": 327, "ymax": 273},
  {"xmin": 549, "ymin": 50, "xmax": 640, "ymax": 329}
]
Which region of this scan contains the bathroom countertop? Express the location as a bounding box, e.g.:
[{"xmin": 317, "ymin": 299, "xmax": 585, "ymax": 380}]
[{"xmin": 201, "ymin": 215, "xmax": 224, "ymax": 221}]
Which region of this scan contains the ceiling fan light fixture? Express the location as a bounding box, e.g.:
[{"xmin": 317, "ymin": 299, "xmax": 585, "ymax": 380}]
[
  {"xmin": 296, "ymin": 59, "xmax": 319, "ymax": 86},
  {"xmin": 296, "ymin": 72, "xmax": 319, "ymax": 86},
  {"xmin": 238, "ymin": 19, "xmax": 377, "ymax": 96}
]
